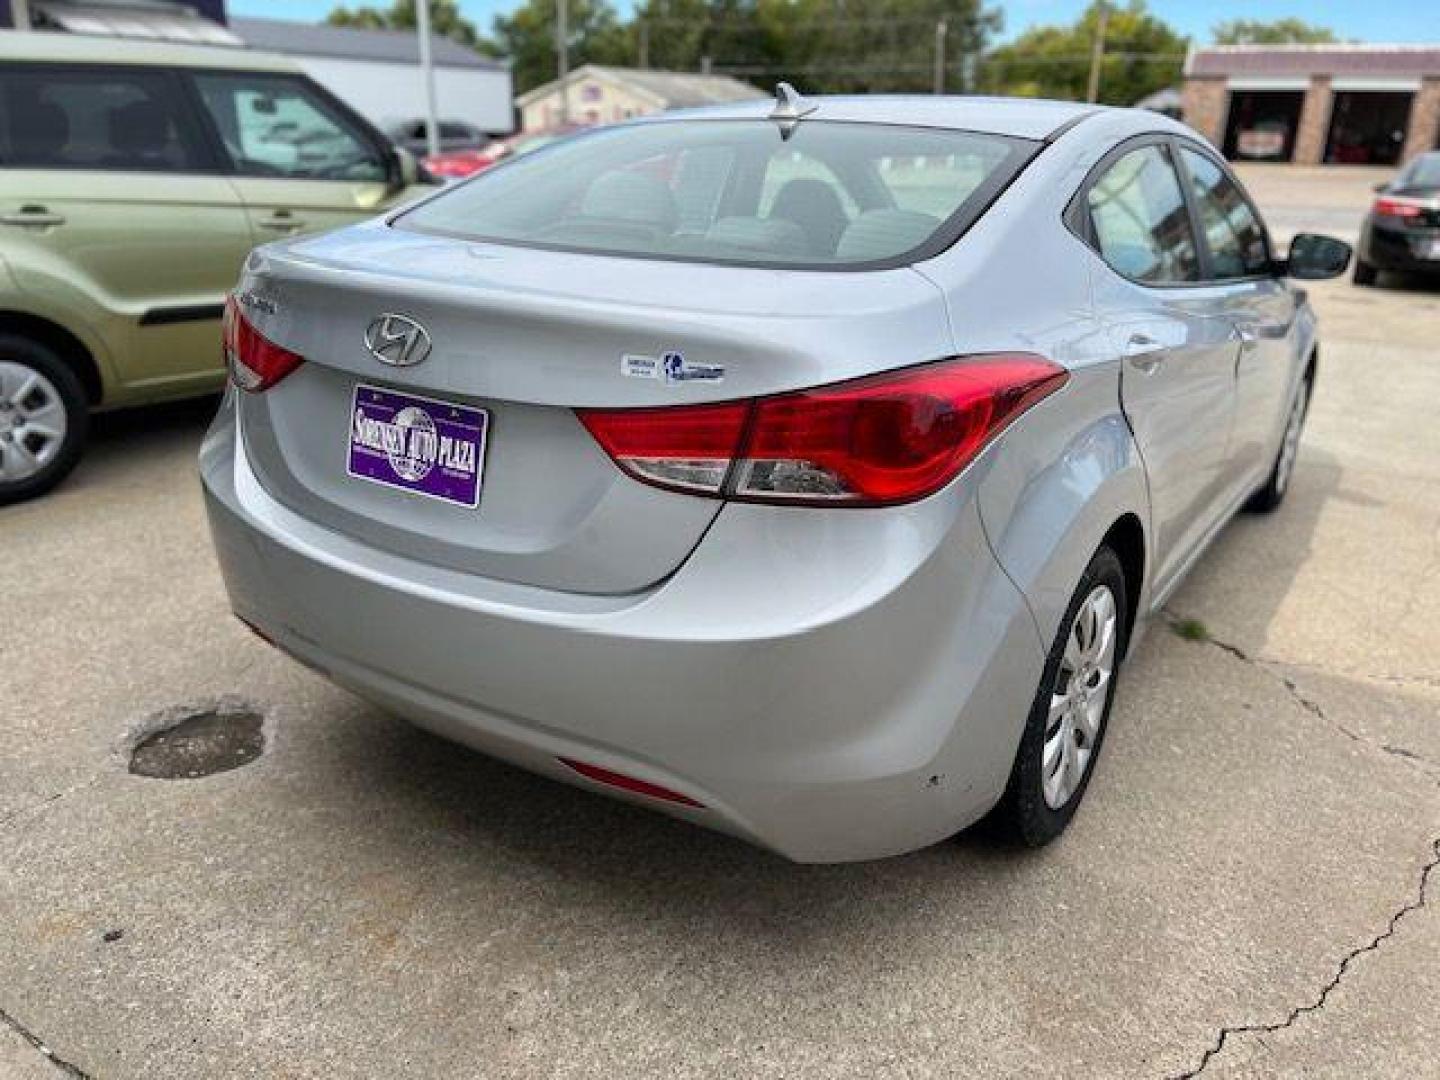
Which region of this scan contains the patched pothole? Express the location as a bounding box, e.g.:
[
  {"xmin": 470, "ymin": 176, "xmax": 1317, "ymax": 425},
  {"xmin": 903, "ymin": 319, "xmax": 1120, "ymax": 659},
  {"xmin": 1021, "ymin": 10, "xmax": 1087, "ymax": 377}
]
[{"xmin": 127, "ymin": 701, "xmax": 266, "ymax": 780}]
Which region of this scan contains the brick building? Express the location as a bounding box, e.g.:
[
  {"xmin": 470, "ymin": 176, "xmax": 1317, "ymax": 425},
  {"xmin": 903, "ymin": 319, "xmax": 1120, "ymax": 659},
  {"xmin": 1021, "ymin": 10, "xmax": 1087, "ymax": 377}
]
[{"xmin": 1183, "ymin": 45, "xmax": 1440, "ymax": 166}]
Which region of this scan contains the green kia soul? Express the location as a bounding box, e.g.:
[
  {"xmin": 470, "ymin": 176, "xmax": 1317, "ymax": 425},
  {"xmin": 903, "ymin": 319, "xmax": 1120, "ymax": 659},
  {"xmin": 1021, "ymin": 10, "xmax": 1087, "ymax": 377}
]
[{"xmin": 0, "ymin": 30, "xmax": 434, "ymax": 504}]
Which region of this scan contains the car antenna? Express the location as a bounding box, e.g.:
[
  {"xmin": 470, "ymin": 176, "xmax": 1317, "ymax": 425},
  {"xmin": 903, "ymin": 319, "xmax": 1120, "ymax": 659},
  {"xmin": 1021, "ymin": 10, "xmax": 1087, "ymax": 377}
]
[{"xmin": 769, "ymin": 82, "xmax": 818, "ymax": 141}]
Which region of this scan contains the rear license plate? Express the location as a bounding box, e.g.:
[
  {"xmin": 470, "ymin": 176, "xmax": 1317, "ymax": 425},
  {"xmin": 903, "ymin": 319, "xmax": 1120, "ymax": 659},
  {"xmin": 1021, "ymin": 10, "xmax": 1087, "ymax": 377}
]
[
  {"xmin": 1425, "ymin": 239, "xmax": 1440, "ymax": 260},
  {"xmin": 347, "ymin": 383, "xmax": 488, "ymax": 508}
]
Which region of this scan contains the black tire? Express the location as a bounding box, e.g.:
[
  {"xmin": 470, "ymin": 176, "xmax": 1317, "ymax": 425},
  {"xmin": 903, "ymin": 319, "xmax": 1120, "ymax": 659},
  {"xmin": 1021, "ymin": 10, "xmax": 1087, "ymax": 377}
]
[
  {"xmin": 991, "ymin": 546, "xmax": 1127, "ymax": 847},
  {"xmin": 1352, "ymin": 259, "xmax": 1377, "ymax": 286},
  {"xmin": 0, "ymin": 334, "xmax": 89, "ymax": 506},
  {"xmin": 1245, "ymin": 374, "xmax": 1311, "ymax": 514}
]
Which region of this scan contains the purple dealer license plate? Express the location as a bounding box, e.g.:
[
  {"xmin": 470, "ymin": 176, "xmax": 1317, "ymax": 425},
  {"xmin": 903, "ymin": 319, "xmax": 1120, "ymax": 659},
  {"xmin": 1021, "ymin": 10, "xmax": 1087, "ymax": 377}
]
[{"xmin": 347, "ymin": 384, "xmax": 488, "ymax": 508}]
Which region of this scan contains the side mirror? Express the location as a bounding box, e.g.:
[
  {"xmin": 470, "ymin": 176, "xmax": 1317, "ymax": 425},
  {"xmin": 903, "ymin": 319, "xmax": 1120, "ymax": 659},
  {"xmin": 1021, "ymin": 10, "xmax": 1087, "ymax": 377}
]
[
  {"xmin": 1373, "ymin": 182, "xmax": 1389, "ymax": 193},
  {"xmin": 1283, "ymin": 233, "xmax": 1352, "ymax": 280}
]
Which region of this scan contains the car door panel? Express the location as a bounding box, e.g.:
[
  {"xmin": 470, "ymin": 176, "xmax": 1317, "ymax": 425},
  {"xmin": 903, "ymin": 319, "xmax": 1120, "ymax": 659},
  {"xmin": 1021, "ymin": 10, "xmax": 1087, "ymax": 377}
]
[
  {"xmin": 1216, "ymin": 280, "xmax": 1299, "ymax": 487},
  {"xmin": 1174, "ymin": 145, "xmax": 1300, "ymax": 496},
  {"xmin": 1078, "ymin": 139, "xmax": 1239, "ymax": 599},
  {"xmin": 228, "ymin": 176, "xmax": 392, "ymax": 244},
  {"xmin": 1097, "ymin": 280, "xmax": 1239, "ymax": 598},
  {"xmin": 0, "ymin": 170, "xmax": 251, "ymax": 392},
  {"xmin": 0, "ymin": 64, "xmax": 253, "ymax": 396}
]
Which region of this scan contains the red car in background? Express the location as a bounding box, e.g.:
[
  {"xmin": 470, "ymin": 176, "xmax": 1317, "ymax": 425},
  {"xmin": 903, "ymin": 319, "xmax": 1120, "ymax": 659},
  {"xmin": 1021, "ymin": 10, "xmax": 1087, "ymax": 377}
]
[{"xmin": 424, "ymin": 125, "xmax": 588, "ymax": 180}]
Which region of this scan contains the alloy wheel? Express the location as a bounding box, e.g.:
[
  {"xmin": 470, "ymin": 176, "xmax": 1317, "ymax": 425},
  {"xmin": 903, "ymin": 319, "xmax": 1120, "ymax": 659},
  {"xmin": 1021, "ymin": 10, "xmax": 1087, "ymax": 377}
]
[
  {"xmin": 1275, "ymin": 381, "xmax": 1309, "ymax": 497},
  {"xmin": 1042, "ymin": 584, "xmax": 1118, "ymax": 810},
  {"xmin": 0, "ymin": 360, "xmax": 68, "ymax": 483}
]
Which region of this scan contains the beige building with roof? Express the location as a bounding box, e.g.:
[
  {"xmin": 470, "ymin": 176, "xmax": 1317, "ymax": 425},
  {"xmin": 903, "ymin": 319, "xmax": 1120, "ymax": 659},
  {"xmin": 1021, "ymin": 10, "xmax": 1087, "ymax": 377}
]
[
  {"xmin": 517, "ymin": 65, "xmax": 764, "ymax": 132},
  {"xmin": 1183, "ymin": 45, "xmax": 1440, "ymax": 167}
]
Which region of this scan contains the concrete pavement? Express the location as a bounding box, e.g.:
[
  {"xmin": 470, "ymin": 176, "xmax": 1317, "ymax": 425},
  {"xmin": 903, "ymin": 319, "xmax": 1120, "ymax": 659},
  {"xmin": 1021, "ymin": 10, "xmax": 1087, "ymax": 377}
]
[{"xmin": 2, "ymin": 172, "xmax": 1438, "ymax": 1079}]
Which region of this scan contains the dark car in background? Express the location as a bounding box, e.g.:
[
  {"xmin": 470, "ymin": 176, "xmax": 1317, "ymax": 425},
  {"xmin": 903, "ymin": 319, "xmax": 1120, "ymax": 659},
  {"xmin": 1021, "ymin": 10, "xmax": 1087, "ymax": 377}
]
[
  {"xmin": 386, "ymin": 118, "xmax": 491, "ymax": 157},
  {"xmin": 1354, "ymin": 152, "xmax": 1440, "ymax": 286}
]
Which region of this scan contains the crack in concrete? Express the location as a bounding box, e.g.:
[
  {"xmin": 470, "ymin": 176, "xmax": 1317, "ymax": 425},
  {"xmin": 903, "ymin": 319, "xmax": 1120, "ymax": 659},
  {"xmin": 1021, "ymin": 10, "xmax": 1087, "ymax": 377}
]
[
  {"xmin": 1160, "ymin": 610, "xmax": 1440, "ymax": 1075},
  {"xmin": 1272, "ymin": 659, "xmax": 1440, "ymax": 693},
  {"xmin": 1161, "ymin": 611, "xmax": 1373, "ymax": 746},
  {"xmin": 0, "ymin": 1006, "xmax": 93, "ymax": 1079},
  {"xmin": 0, "ymin": 776, "xmax": 100, "ymax": 832},
  {"xmin": 1160, "ymin": 611, "xmax": 1440, "ymax": 779},
  {"xmin": 1168, "ymin": 836, "xmax": 1440, "ymax": 1078}
]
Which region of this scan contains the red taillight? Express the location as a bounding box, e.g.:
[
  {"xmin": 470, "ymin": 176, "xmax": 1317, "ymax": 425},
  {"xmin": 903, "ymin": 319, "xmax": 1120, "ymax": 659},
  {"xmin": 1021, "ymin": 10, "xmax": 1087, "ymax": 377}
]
[
  {"xmin": 578, "ymin": 400, "xmax": 749, "ymax": 495},
  {"xmin": 578, "ymin": 355, "xmax": 1066, "ymax": 507},
  {"xmin": 1374, "ymin": 196, "xmax": 1424, "ymax": 219},
  {"xmin": 223, "ymin": 295, "xmax": 304, "ymax": 393},
  {"xmin": 558, "ymin": 758, "xmax": 705, "ymax": 807}
]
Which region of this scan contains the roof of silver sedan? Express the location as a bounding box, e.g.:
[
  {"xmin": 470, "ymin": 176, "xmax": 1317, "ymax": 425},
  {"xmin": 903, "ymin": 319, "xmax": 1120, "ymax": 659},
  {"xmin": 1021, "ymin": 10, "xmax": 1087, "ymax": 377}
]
[{"xmin": 657, "ymin": 93, "xmax": 1101, "ymax": 141}]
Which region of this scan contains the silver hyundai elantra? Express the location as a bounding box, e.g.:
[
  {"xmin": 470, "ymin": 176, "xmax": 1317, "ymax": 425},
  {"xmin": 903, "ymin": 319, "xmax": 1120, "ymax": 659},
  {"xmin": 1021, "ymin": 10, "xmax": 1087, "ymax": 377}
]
[{"xmin": 202, "ymin": 90, "xmax": 1350, "ymax": 862}]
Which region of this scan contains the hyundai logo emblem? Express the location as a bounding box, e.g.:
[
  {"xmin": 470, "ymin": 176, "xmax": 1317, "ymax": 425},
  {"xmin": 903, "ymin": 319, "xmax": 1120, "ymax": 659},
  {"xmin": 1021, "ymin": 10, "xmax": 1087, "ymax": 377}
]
[{"xmin": 364, "ymin": 313, "xmax": 432, "ymax": 368}]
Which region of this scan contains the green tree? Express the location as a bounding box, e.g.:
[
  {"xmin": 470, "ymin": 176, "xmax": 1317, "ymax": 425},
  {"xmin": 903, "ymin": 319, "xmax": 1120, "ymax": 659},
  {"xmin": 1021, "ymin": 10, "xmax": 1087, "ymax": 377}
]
[
  {"xmin": 627, "ymin": 0, "xmax": 770, "ymax": 82},
  {"xmin": 982, "ymin": 0, "xmax": 1186, "ymax": 106},
  {"xmin": 492, "ymin": 0, "xmax": 630, "ymax": 96},
  {"xmin": 626, "ymin": 0, "xmax": 1000, "ymax": 96},
  {"xmin": 1213, "ymin": 18, "xmax": 1338, "ymax": 45},
  {"xmin": 327, "ymin": 1, "xmax": 499, "ymax": 55}
]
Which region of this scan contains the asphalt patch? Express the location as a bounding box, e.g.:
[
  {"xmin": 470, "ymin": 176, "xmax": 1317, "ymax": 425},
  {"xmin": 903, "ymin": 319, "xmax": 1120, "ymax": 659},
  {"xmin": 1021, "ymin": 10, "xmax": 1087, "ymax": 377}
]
[{"xmin": 128, "ymin": 704, "xmax": 265, "ymax": 780}]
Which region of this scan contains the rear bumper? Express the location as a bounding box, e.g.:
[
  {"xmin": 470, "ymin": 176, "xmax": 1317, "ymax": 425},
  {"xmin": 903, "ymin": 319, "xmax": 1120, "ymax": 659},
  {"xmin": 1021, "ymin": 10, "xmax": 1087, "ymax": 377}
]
[
  {"xmin": 1359, "ymin": 219, "xmax": 1440, "ymax": 274},
  {"xmin": 201, "ymin": 400, "xmax": 1045, "ymax": 862}
]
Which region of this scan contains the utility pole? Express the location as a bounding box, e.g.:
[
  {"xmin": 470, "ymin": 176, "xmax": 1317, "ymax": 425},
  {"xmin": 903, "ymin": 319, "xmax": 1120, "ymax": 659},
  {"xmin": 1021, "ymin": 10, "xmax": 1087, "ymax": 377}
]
[
  {"xmin": 556, "ymin": 0, "xmax": 570, "ymax": 125},
  {"xmin": 415, "ymin": 0, "xmax": 440, "ymax": 158},
  {"xmin": 1085, "ymin": 0, "xmax": 1109, "ymax": 104},
  {"xmin": 933, "ymin": 18, "xmax": 948, "ymax": 95},
  {"xmin": 638, "ymin": 20, "xmax": 649, "ymax": 69},
  {"xmin": 11, "ymin": 0, "xmax": 31, "ymax": 30}
]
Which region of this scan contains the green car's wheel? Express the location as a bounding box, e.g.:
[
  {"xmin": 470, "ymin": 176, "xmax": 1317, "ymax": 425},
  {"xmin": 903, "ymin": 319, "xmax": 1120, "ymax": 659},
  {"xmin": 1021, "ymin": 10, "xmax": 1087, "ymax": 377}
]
[{"xmin": 0, "ymin": 334, "xmax": 89, "ymax": 506}]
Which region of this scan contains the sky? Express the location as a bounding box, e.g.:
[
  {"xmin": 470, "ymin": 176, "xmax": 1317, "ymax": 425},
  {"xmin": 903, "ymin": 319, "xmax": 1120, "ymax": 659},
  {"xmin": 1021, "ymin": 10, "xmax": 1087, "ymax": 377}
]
[{"xmin": 226, "ymin": 0, "xmax": 1431, "ymax": 45}]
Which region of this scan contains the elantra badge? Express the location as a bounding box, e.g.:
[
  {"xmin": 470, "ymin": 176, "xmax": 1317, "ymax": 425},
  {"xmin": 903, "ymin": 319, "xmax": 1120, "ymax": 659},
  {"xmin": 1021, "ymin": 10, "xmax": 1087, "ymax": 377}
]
[{"xmin": 365, "ymin": 314, "xmax": 432, "ymax": 368}]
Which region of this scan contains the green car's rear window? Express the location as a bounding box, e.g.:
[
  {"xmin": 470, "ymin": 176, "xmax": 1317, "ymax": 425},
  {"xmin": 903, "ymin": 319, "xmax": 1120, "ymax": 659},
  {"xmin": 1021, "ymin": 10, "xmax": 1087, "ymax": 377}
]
[{"xmin": 396, "ymin": 120, "xmax": 1037, "ymax": 270}]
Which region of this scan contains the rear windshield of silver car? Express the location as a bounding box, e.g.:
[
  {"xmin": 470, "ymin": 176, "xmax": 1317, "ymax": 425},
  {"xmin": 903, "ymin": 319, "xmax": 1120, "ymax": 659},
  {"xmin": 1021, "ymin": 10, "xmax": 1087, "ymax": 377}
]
[{"xmin": 395, "ymin": 120, "xmax": 1038, "ymax": 270}]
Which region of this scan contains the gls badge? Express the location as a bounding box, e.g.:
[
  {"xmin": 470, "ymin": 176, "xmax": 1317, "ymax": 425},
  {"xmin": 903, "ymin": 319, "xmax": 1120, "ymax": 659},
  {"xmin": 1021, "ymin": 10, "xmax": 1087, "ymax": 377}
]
[{"xmin": 365, "ymin": 314, "xmax": 432, "ymax": 368}]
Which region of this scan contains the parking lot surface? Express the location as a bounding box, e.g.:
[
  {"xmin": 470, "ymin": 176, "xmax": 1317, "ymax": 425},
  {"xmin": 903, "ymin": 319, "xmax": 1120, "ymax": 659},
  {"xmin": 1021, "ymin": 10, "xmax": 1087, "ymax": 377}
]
[{"xmin": 3, "ymin": 168, "xmax": 1439, "ymax": 1079}]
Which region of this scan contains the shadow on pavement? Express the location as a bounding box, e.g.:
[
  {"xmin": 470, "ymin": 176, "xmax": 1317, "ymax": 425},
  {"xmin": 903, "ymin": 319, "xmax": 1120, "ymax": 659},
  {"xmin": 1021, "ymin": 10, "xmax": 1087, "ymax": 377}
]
[
  {"xmin": 1167, "ymin": 437, "xmax": 1341, "ymax": 654},
  {"xmin": 90, "ymin": 394, "xmax": 220, "ymax": 446},
  {"xmin": 312, "ymin": 691, "xmax": 1040, "ymax": 950}
]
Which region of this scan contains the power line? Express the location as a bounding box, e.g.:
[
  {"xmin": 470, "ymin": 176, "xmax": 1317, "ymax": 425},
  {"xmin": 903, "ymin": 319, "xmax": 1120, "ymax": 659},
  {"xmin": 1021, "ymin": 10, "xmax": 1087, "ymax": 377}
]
[{"xmin": 706, "ymin": 54, "xmax": 1186, "ymax": 74}]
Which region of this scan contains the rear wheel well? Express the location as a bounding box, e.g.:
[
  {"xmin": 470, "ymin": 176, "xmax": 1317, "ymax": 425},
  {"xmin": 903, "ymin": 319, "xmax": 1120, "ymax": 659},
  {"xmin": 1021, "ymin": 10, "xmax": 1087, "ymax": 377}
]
[
  {"xmin": 0, "ymin": 312, "xmax": 102, "ymax": 405},
  {"xmin": 1101, "ymin": 513, "xmax": 1145, "ymax": 649}
]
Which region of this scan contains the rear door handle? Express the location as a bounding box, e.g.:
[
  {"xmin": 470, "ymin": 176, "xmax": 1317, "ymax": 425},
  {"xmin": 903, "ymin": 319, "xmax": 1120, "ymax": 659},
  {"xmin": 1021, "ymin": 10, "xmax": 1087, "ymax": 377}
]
[
  {"xmin": 0, "ymin": 206, "xmax": 65, "ymax": 229},
  {"xmin": 258, "ymin": 211, "xmax": 306, "ymax": 233},
  {"xmin": 1124, "ymin": 333, "xmax": 1166, "ymax": 374}
]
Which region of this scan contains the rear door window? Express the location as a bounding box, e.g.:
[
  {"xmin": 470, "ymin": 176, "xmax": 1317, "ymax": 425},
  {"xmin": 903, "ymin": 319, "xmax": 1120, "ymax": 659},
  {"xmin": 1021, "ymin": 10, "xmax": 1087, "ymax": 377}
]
[
  {"xmin": 0, "ymin": 64, "xmax": 207, "ymax": 172},
  {"xmin": 1179, "ymin": 147, "xmax": 1271, "ymax": 279},
  {"xmin": 1085, "ymin": 144, "xmax": 1200, "ymax": 285}
]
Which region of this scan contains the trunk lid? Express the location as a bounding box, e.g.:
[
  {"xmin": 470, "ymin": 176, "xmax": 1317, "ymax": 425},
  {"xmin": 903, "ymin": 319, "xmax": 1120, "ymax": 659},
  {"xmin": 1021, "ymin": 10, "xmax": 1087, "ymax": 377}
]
[{"xmin": 234, "ymin": 221, "xmax": 953, "ymax": 594}]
